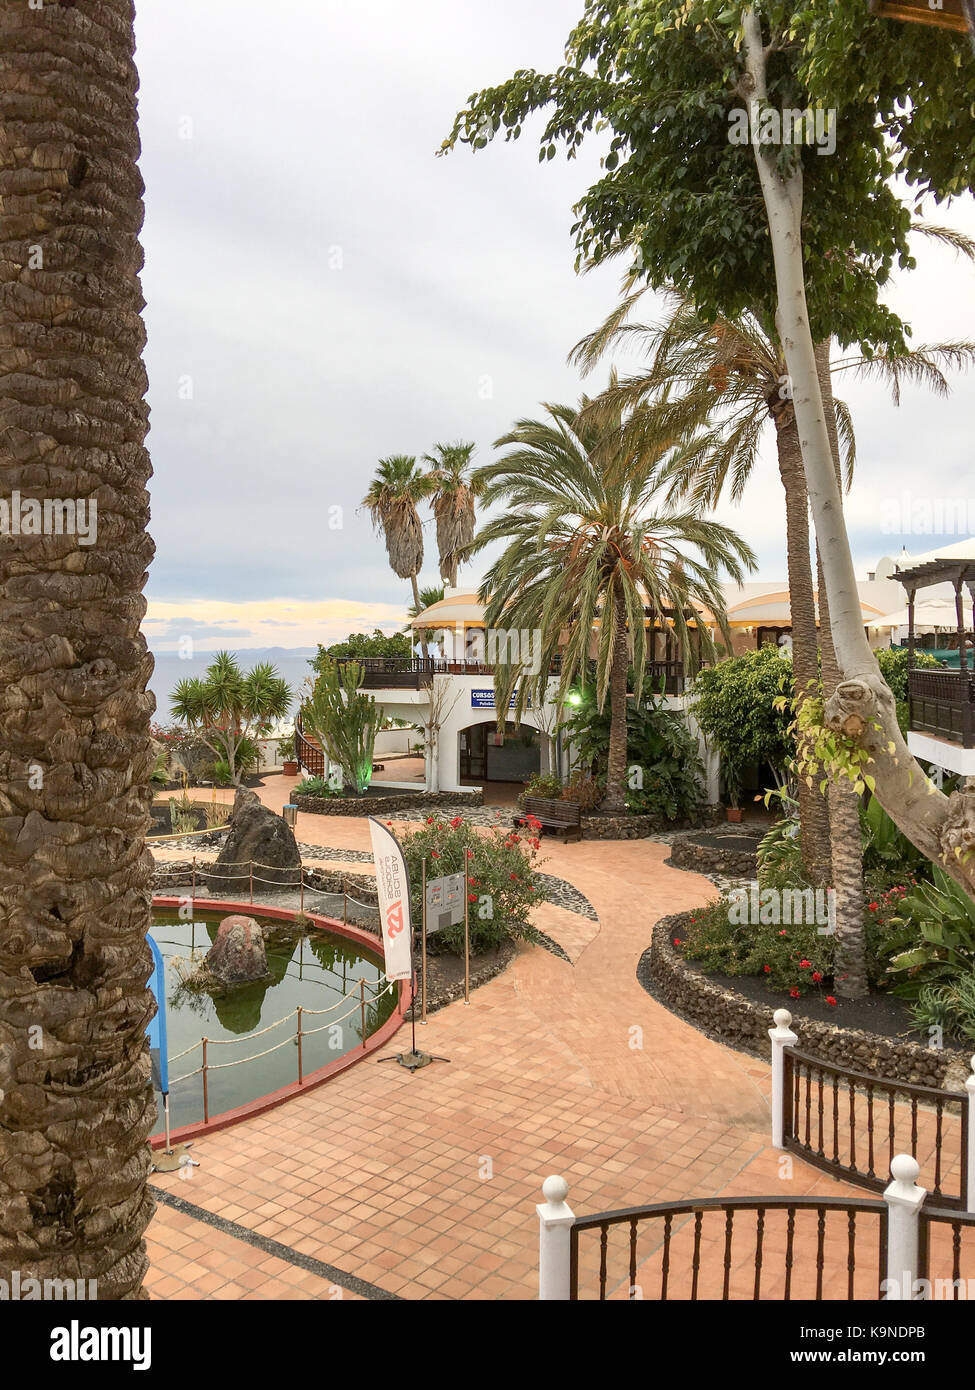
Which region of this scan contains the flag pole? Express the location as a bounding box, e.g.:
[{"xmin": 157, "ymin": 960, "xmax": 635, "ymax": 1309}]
[
  {"xmin": 421, "ymin": 858, "xmax": 428, "ymax": 1024},
  {"xmin": 464, "ymin": 859, "xmax": 470, "ymax": 1005}
]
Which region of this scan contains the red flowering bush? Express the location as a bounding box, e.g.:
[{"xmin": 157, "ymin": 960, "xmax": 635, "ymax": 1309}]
[{"xmin": 400, "ymin": 815, "xmax": 547, "ymax": 954}]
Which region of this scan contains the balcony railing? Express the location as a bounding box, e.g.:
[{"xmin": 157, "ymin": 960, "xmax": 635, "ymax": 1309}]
[
  {"xmin": 908, "ymin": 668, "xmax": 975, "ymax": 749},
  {"xmin": 331, "ymin": 655, "xmax": 686, "ymax": 694}
]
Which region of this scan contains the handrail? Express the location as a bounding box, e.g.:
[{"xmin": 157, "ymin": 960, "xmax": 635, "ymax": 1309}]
[
  {"xmin": 571, "ymin": 1193, "xmax": 886, "ymax": 1233},
  {"xmin": 784, "ymin": 1044, "xmax": 964, "ymax": 1105}
]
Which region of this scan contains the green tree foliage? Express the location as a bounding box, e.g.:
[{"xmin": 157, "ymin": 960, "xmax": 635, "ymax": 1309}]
[
  {"xmin": 561, "ymin": 683, "xmax": 706, "ymax": 820},
  {"xmin": 300, "ymin": 658, "xmax": 381, "ymax": 794},
  {"xmin": 171, "ymin": 652, "xmax": 292, "ymax": 785},
  {"xmin": 873, "ymin": 646, "xmax": 943, "ymax": 732},
  {"xmin": 443, "ymin": 0, "xmax": 917, "ymax": 353},
  {"xmin": 313, "ymin": 629, "xmax": 411, "ymax": 668},
  {"xmin": 691, "ymin": 645, "xmax": 795, "ymax": 797}
]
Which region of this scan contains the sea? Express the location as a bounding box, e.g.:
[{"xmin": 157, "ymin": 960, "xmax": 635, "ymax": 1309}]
[{"xmin": 148, "ymin": 648, "xmax": 318, "ymax": 726}]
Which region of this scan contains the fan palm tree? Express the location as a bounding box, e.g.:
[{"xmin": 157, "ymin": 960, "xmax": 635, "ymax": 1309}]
[
  {"xmin": 422, "ymin": 441, "xmax": 480, "ymax": 587},
  {"xmin": 469, "ymin": 398, "xmax": 755, "ymax": 812},
  {"xmin": 362, "ymin": 455, "xmax": 433, "ymax": 654},
  {"xmin": 0, "ymin": 1, "xmax": 156, "ymax": 1298}
]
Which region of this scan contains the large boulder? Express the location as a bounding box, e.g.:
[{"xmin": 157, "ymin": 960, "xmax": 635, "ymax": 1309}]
[
  {"xmin": 206, "ymin": 915, "xmax": 270, "ymax": 984},
  {"xmin": 208, "ymin": 790, "xmax": 301, "ymax": 895}
]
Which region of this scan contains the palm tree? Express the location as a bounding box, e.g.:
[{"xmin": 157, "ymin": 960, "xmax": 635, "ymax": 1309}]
[
  {"xmin": 171, "ymin": 652, "xmax": 292, "ymax": 785},
  {"xmin": 362, "ymin": 455, "xmax": 433, "ymax": 654},
  {"xmin": 470, "ymin": 398, "xmax": 755, "ymax": 812},
  {"xmin": 572, "ymin": 286, "xmax": 845, "ymax": 881},
  {"xmin": 0, "ymin": 3, "xmax": 156, "ymax": 1298},
  {"xmin": 422, "ymin": 441, "xmax": 480, "ymax": 587}
]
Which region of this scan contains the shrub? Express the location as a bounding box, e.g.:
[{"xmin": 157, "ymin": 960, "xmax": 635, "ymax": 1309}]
[
  {"xmin": 294, "ymin": 775, "xmax": 338, "ymax": 798},
  {"xmin": 561, "ymin": 684, "xmax": 706, "ymax": 820},
  {"xmin": 691, "ymin": 645, "xmax": 795, "ymax": 798},
  {"xmin": 884, "ymin": 868, "xmax": 975, "ymax": 997},
  {"xmin": 674, "ymin": 894, "xmax": 835, "ymax": 997},
  {"xmin": 910, "ymin": 975, "xmax": 975, "ymax": 1043},
  {"xmin": 560, "ymin": 770, "xmax": 603, "ymax": 811},
  {"xmin": 874, "ymin": 647, "xmax": 943, "ymax": 734},
  {"xmin": 399, "ymin": 815, "xmax": 547, "ymax": 954},
  {"xmin": 517, "ymin": 772, "xmax": 563, "ymax": 808}
]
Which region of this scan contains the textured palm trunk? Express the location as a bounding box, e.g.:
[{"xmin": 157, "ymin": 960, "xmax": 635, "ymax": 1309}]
[
  {"xmin": 0, "ymin": 1, "xmax": 156, "ymax": 1298},
  {"xmin": 816, "ymin": 341, "xmax": 868, "ymax": 999},
  {"xmin": 601, "ymin": 594, "xmax": 629, "ymax": 813},
  {"xmin": 409, "ymin": 572, "xmax": 429, "ymax": 660},
  {"xmin": 773, "ymin": 408, "xmax": 831, "ymax": 886}
]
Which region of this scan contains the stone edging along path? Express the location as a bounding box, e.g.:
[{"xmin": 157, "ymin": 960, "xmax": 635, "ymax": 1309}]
[{"xmin": 642, "ymin": 911, "xmax": 971, "ymax": 1091}]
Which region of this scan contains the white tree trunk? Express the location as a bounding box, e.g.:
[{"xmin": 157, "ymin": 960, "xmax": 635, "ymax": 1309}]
[{"xmin": 741, "ymin": 9, "xmax": 975, "ymax": 893}]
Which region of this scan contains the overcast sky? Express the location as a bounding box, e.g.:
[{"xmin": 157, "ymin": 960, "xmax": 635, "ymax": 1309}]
[{"xmin": 134, "ymin": 0, "xmax": 975, "ymax": 654}]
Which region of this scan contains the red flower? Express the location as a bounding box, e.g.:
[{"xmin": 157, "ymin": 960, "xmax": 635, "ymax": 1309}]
[
  {"xmin": 789, "ymin": 987, "xmax": 801, "ymax": 1000},
  {"xmin": 431, "ymin": 851, "xmax": 440, "ymax": 859},
  {"xmin": 799, "ymin": 959, "xmax": 811, "ymax": 969},
  {"xmin": 426, "ymin": 817, "xmax": 434, "ymax": 824},
  {"xmin": 812, "ymin": 971, "xmax": 822, "ymax": 983},
  {"xmin": 510, "ymin": 873, "xmax": 518, "ymax": 881},
  {"xmin": 450, "ymin": 817, "xmax": 463, "ymax": 829},
  {"xmin": 868, "ymin": 902, "xmax": 878, "ymax": 912},
  {"xmin": 673, "ymin": 938, "xmax": 682, "ymax": 947},
  {"xmin": 468, "ymin": 894, "xmax": 477, "ymax": 903},
  {"xmin": 825, "ymin": 996, "xmax": 837, "ymax": 1007},
  {"xmin": 778, "ymin": 930, "xmax": 787, "ymax": 937},
  {"xmin": 763, "ymin": 965, "xmax": 771, "ymax": 974},
  {"xmin": 466, "ymin": 849, "xmax": 474, "ymax": 858},
  {"xmin": 386, "ymin": 820, "xmax": 393, "ymax": 826}
]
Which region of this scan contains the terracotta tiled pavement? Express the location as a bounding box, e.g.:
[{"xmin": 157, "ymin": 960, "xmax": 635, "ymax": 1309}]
[{"xmin": 145, "ymin": 779, "xmax": 877, "ymax": 1300}]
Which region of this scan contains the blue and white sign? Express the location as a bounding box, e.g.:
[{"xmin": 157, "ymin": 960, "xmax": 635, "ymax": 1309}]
[
  {"xmin": 147, "ymin": 934, "xmax": 169, "ymax": 1095},
  {"xmin": 471, "ymin": 689, "xmax": 531, "ymax": 709}
]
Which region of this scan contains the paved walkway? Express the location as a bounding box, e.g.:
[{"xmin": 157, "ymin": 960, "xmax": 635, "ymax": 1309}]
[{"xmin": 145, "ymin": 774, "xmax": 862, "ymax": 1300}]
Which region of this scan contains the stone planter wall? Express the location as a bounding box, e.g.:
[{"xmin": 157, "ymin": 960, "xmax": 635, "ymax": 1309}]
[
  {"xmin": 291, "ymin": 789, "xmax": 483, "ymax": 817},
  {"xmin": 646, "ymin": 912, "xmax": 969, "ymax": 1090},
  {"xmin": 578, "ymin": 804, "xmax": 723, "ymax": 841},
  {"xmin": 668, "ymin": 833, "xmax": 759, "ymax": 878}
]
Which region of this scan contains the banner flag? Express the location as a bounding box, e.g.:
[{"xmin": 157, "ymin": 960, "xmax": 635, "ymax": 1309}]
[
  {"xmin": 367, "ymin": 817, "xmax": 414, "ymax": 981},
  {"xmin": 146, "ymin": 934, "xmax": 169, "ymax": 1094}
]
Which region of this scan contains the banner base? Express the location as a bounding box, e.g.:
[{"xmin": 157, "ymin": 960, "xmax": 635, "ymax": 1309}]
[
  {"xmin": 378, "ymin": 1049, "xmax": 449, "ymax": 1072},
  {"xmin": 151, "ymin": 1142, "xmax": 198, "ymax": 1174}
]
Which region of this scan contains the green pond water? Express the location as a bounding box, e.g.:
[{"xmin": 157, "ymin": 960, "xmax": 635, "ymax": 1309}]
[{"xmin": 150, "ymin": 909, "xmax": 396, "ymax": 1132}]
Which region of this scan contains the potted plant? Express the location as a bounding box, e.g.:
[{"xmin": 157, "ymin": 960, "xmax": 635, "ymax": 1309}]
[
  {"xmin": 721, "ymin": 761, "xmax": 744, "ymax": 823},
  {"xmin": 278, "ymin": 729, "xmax": 298, "ymax": 777}
]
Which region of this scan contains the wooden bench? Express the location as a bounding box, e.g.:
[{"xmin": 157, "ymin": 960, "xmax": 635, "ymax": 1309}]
[{"xmin": 513, "ymin": 796, "xmax": 583, "ymax": 844}]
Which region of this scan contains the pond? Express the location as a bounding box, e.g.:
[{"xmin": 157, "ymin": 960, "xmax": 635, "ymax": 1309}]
[{"xmin": 150, "ymin": 907, "xmax": 397, "ymax": 1133}]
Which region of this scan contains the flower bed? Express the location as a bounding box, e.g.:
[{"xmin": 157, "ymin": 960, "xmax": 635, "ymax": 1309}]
[{"xmin": 644, "ymin": 912, "xmax": 969, "ymax": 1090}]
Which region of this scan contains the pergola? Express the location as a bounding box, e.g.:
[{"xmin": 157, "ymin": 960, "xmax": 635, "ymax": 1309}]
[{"xmin": 895, "ymin": 557, "xmax": 975, "ymax": 747}]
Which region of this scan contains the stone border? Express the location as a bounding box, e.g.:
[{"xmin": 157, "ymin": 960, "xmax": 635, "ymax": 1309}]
[
  {"xmin": 292, "ymin": 788, "xmax": 484, "ymax": 816},
  {"xmin": 668, "ymin": 829, "xmax": 762, "ymax": 877},
  {"xmin": 643, "ymin": 911, "xmax": 970, "ymax": 1090},
  {"xmin": 577, "ymin": 804, "xmax": 724, "ymax": 841}
]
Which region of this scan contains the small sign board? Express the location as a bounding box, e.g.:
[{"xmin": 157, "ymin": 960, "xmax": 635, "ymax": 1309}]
[
  {"xmin": 471, "ymin": 688, "xmax": 531, "ymax": 709},
  {"xmin": 425, "ymin": 872, "xmax": 465, "ymax": 932},
  {"xmin": 869, "ymin": 0, "xmax": 968, "ymax": 33}
]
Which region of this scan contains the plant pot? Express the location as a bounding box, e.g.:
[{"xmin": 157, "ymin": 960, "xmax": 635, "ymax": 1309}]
[
  {"xmin": 282, "ymin": 760, "xmax": 299, "ymax": 777},
  {"xmin": 725, "ymin": 807, "xmax": 743, "ymax": 823}
]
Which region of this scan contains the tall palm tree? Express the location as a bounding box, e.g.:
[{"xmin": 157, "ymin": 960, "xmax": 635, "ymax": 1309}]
[
  {"xmin": 422, "ymin": 441, "xmax": 480, "ymax": 587},
  {"xmin": 362, "ymin": 455, "xmax": 432, "ymax": 654},
  {"xmin": 0, "ymin": 0, "xmax": 156, "ymax": 1298},
  {"xmin": 572, "ymin": 286, "xmax": 846, "ymax": 881},
  {"xmin": 470, "ymin": 398, "xmax": 755, "ymax": 812}
]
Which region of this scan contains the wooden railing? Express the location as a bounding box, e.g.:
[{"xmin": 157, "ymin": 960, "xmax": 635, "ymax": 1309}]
[
  {"xmin": 919, "ymin": 1205, "xmax": 975, "ymax": 1297},
  {"xmin": 783, "ymin": 1047, "xmax": 970, "ymax": 1209},
  {"xmin": 908, "ymin": 667, "xmax": 975, "ymax": 748},
  {"xmin": 294, "ymin": 713, "xmax": 325, "ymax": 778},
  {"xmin": 327, "ymin": 655, "xmax": 685, "ymax": 694},
  {"xmin": 569, "ymin": 1195, "xmax": 888, "ymax": 1300}
]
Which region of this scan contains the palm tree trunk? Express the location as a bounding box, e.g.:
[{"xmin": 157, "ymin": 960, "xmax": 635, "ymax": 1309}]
[
  {"xmin": 773, "ymin": 410, "xmax": 831, "ymax": 885},
  {"xmin": 410, "ymin": 572, "xmax": 429, "ymax": 660},
  {"xmin": 601, "ymin": 594, "xmax": 629, "ymax": 813},
  {"xmin": 0, "ymin": 0, "xmax": 156, "ymax": 1298},
  {"xmin": 816, "ymin": 339, "xmax": 868, "ymax": 1000}
]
